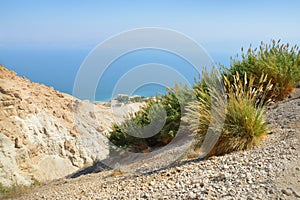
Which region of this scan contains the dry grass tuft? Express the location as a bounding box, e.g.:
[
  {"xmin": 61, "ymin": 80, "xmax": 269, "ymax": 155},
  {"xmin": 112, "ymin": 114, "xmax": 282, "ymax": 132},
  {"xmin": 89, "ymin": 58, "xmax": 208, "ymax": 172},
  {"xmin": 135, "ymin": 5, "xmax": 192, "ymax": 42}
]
[{"xmin": 184, "ymin": 72, "xmax": 273, "ymax": 157}]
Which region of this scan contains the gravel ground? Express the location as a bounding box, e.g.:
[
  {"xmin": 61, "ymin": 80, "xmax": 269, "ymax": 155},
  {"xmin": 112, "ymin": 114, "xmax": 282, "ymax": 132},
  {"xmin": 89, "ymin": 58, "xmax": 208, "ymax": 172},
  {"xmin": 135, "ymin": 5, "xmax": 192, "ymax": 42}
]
[{"xmin": 14, "ymin": 90, "xmax": 300, "ymax": 200}]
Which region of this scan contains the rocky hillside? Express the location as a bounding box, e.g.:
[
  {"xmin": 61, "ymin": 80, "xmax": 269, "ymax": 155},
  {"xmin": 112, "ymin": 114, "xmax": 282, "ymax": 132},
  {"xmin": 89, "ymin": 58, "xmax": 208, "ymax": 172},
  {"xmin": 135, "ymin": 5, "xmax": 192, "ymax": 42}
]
[
  {"xmin": 1, "ymin": 64, "xmax": 299, "ymax": 199},
  {"xmin": 0, "ymin": 65, "xmax": 142, "ymax": 187},
  {"xmin": 14, "ymin": 89, "xmax": 300, "ymax": 199}
]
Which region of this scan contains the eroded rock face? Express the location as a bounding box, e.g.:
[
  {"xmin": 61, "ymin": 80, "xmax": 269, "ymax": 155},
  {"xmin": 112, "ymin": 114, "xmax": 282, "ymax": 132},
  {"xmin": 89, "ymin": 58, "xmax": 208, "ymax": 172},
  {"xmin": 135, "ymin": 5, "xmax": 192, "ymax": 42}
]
[{"xmin": 0, "ymin": 65, "xmax": 111, "ymax": 186}]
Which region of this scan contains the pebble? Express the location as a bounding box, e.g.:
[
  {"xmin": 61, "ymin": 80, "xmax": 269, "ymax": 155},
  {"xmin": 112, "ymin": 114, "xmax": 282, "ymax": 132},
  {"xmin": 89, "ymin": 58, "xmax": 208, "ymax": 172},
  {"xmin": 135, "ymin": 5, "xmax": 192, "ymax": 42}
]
[
  {"xmin": 188, "ymin": 191, "xmax": 197, "ymax": 199},
  {"xmin": 149, "ymin": 180, "xmax": 155, "ymax": 186},
  {"xmin": 282, "ymin": 188, "xmax": 293, "ymax": 196}
]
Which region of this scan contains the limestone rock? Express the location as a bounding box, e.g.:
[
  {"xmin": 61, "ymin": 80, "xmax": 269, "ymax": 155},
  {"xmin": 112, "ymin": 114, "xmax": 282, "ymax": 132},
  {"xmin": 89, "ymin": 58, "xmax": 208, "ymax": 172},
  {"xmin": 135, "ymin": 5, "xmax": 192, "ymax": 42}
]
[
  {"xmin": 0, "ymin": 64, "xmax": 146, "ymax": 187},
  {"xmin": 0, "ymin": 65, "xmax": 110, "ymax": 186}
]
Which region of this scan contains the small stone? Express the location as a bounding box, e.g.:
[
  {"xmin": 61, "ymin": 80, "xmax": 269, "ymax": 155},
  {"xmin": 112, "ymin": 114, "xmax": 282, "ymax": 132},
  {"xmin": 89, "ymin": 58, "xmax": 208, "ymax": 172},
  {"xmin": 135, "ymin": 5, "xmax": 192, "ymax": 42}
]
[
  {"xmin": 141, "ymin": 193, "xmax": 149, "ymax": 199},
  {"xmin": 150, "ymin": 180, "xmax": 156, "ymax": 186},
  {"xmin": 191, "ymin": 178, "xmax": 200, "ymax": 184},
  {"xmin": 176, "ymin": 167, "xmax": 182, "ymax": 172},
  {"xmin": 282, "ymin": 188, "xmax": 293, "ymax": 196},
  {"xmin": 246, "ymin": 172, "xmax": 252, "ymax": 178},
  {"xmin": 15, "ymin": 137, "xmax": 22, "ymax": 148},
  {"xmin": 223, "ymin": 164, "xmax": 229, "ymax": 169},
  {"xmin": 216, "ymin": 173, "xmax": 227, "ymax": 181},
  {"xmin": 268, "ymin": 188, "xmax": 274, "ymax": 194},
  {"xmin": 189, "ymin": 191, "xmax": 197, "ymax": 199}
]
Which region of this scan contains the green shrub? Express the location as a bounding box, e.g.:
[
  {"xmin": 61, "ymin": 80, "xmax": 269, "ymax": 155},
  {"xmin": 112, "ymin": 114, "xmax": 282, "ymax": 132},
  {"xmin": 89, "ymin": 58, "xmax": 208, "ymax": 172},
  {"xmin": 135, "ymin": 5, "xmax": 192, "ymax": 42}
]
[
  {"xmin": 129, "ymin": 95, "xmax": 145, "ymax": 103},
  {"xmin": 116, "ymin": 94, "xmax": 129, "ymax": 103},
  {"xmin": 227, "ymin": 39, "xmax": 300, "ymax": 101},
  {"xmin": 108, "ymin": 84, "xmax": 194, "ymax": 152}
]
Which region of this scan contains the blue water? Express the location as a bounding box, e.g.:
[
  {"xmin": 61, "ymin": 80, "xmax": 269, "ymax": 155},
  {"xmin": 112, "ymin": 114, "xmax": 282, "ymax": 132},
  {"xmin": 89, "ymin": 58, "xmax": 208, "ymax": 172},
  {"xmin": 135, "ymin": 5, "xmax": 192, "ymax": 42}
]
[{"xmin": 0, "ymin": 47, "xmax": 231, "ymax": 101}]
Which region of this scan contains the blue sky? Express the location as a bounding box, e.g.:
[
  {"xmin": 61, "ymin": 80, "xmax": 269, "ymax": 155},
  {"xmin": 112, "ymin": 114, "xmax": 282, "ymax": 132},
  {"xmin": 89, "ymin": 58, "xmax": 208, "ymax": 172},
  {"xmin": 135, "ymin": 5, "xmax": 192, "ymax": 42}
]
[
  {"xmin": 1, "ymin": 0, "xmax": 299, "ymax": 52},
  {"xmin": 1, "ymin": 1, "xmax": 300, "ymax": 100}
]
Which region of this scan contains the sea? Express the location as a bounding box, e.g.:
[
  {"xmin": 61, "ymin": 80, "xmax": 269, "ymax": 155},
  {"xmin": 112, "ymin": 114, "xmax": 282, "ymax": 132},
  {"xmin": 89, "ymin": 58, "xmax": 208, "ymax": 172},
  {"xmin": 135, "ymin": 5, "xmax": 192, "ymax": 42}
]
[{"xmin": 0, "ymin": 47, "xmax": 231, "ymax": 102}]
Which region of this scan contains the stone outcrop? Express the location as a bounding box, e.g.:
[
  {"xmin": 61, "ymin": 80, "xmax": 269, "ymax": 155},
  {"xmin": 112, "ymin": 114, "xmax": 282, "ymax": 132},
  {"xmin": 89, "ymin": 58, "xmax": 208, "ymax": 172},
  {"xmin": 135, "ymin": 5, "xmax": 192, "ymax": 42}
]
[{"xmin": 0, "ymin": 65, "xmax": 114, "ymax": 186}]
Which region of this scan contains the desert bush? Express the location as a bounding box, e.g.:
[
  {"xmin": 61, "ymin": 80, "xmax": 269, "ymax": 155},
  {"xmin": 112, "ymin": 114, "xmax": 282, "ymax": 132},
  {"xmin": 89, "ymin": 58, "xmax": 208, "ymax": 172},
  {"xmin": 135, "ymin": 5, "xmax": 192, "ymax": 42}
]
[
  {"xmin": 129, "ymin": 95, "xmax": 145, "ymax": 103},
  {"xmin": 108, "ymin": 84, "xmax": 194, "ymax": 152},
  {"xmin": 227, "ymin": 40, "xmax": 300, "ymax": 101},
  {"xmin": 209, "ymin": 73, "xmax": 272, "ymax": 156},
  {"xmin": 184, "ymin": 72, "xmax": 273, "ymax": 157},
  {"xmin": 116, "ymin": 94, "xmax": 129, "ymax": 103}
]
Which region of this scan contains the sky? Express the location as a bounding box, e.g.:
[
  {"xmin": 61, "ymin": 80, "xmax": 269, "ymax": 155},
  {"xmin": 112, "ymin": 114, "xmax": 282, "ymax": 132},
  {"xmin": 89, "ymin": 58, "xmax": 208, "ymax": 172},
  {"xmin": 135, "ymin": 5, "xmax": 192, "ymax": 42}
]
[
  {"xmin": 1, "ymin": 0, "xmax": 299, "ymax": 51},
  {"xmin": 0, "ymin": 0, "xmax": 300, "ymax": 100}
]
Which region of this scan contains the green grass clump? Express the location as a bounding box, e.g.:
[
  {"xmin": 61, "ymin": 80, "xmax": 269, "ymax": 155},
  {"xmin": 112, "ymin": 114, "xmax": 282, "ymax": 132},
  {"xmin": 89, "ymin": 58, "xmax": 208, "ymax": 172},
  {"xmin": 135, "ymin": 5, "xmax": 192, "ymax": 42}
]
[
  {"xmin": 184, "ymin": 72, "xmax": 272, "ymax": 157},
  {"xmin": 227, "ymin": 39, "xmax": 300, "ymax": 101},
  {"xmin": 209, "ymin": 73, "xmax": 272, "ymax": 156}
]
